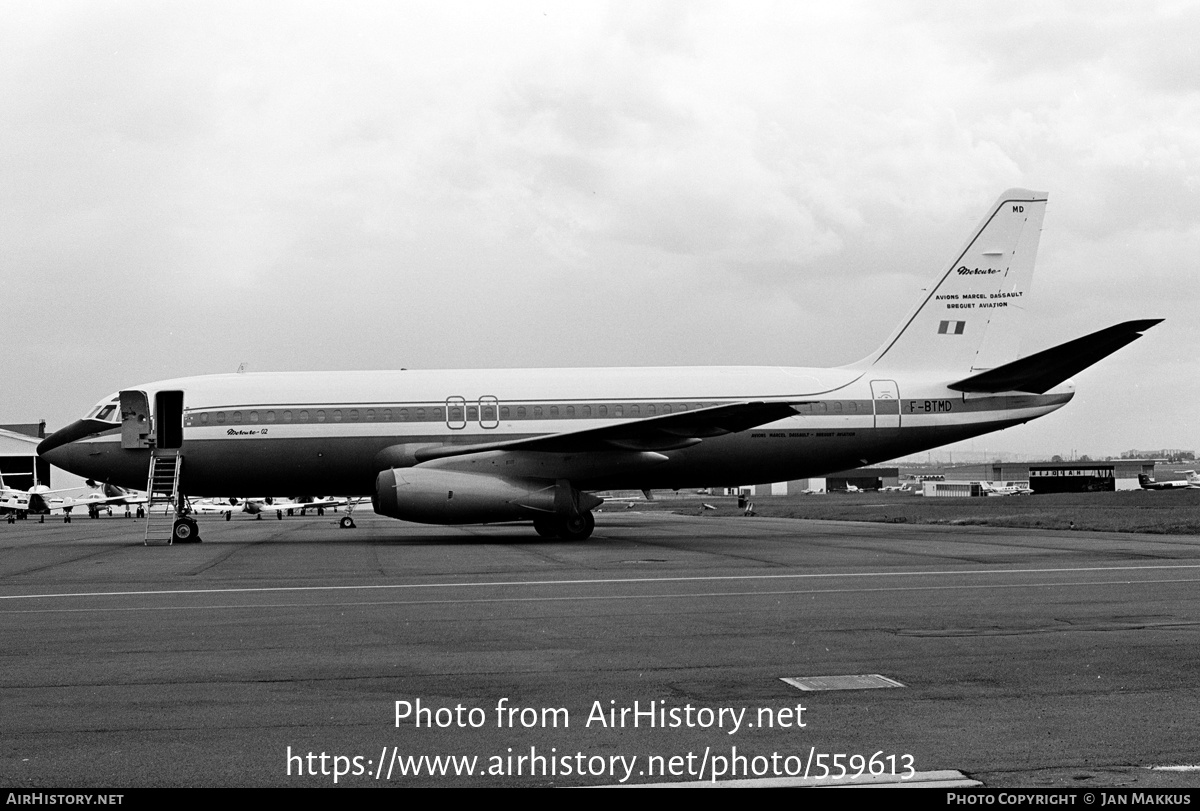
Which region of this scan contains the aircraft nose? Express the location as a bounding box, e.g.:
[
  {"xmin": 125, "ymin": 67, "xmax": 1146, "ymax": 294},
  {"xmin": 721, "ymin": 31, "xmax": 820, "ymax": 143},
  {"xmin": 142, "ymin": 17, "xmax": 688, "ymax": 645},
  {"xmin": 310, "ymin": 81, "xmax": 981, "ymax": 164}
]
[
  {"xmin": 37, "ymin": 419, "xmax": 107, "ymax": 468},
  {"xmin": 38, "ymin": 420, "xmax": 87, "ymax": 456}
]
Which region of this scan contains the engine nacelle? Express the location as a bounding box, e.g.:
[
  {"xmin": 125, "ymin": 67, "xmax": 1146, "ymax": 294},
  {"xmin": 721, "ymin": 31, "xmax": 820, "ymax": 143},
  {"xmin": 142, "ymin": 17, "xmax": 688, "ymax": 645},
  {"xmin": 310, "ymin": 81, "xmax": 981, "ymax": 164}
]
[{"xmin": 373, "ymin": 468, "xmax": 601, "ymax": 525}]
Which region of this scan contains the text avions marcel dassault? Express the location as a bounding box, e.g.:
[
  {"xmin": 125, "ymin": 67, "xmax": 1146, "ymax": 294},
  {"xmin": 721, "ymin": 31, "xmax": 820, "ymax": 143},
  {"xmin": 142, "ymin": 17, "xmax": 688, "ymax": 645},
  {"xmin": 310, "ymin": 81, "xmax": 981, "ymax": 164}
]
[{"xmin": 395, "ymin": 698, "xmax": 807, "ymax": 735}]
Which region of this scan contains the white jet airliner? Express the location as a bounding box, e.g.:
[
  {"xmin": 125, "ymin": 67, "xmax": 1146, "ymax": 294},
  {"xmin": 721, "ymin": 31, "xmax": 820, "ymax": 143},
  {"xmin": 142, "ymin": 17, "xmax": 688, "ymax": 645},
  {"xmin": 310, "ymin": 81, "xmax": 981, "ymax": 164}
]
[{"xmin": 38, "ymin": 190, "xmax": 1160, "ymax": 543}]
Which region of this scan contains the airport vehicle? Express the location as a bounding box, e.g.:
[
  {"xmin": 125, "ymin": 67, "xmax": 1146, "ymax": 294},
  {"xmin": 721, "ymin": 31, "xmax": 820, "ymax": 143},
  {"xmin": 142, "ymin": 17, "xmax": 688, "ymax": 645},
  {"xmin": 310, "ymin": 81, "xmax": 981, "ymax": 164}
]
[
  {"xmin": 37, "ymin": 189, "xmax": 1160, "ymax": 543},
  {"xmin": 1138, "ymin": 473, "xmax": 1195, "ymax": 490}
]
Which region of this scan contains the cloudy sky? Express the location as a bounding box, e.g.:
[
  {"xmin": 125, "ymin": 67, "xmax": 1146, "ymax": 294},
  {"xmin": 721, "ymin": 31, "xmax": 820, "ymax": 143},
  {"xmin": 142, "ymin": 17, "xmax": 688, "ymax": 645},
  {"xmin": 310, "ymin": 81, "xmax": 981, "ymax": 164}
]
[{"xmin": 2, "ymin": 0, "xmax": 1196, "ymax": 461}]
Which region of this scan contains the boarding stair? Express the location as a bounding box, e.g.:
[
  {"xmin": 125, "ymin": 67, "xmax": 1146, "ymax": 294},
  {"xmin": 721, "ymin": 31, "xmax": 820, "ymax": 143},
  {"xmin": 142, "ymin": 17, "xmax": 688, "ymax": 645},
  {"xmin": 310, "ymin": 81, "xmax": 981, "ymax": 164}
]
[{"xmin": 143, "ymin": 452, "xmax": 181, "ymax": 546}]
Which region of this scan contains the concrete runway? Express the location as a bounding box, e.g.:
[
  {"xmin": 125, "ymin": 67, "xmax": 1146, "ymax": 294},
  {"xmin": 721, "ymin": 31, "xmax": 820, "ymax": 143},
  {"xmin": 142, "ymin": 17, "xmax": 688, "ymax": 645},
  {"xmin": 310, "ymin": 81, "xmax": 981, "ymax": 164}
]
[{"xmin": 2, "ymin": 510, "xmax": 1199, "ymax": 788}]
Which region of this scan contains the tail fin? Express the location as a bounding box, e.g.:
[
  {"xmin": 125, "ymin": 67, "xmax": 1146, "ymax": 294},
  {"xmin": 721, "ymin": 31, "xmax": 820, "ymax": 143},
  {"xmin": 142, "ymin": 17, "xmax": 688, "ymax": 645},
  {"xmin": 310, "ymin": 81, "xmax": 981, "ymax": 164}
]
[{"xmin": 854, "ymin": 189, "xmax": 1048, "ymax": 375}]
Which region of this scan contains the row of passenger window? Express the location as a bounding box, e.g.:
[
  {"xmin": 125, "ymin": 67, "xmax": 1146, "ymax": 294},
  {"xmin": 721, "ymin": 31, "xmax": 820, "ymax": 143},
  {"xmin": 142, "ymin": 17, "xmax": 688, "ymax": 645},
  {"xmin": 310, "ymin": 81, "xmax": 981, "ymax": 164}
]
[{"xmin": 185, "ymin": 400, "xmax": 875, "ymax": 427}]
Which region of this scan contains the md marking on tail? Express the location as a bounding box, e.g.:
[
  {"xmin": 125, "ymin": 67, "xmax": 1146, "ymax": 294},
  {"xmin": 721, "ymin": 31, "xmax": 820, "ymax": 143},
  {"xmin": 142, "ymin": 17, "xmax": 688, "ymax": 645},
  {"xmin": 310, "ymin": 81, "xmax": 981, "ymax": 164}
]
[{"xmin": 38, "ymin": 189, "xmax": 1160, "ymax": 543}]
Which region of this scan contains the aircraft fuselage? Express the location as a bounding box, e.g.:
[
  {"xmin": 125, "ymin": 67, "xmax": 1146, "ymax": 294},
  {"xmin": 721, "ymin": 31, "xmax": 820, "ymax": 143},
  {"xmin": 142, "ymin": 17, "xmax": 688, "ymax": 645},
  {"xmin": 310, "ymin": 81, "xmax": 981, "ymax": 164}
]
[{"xmin": 40, "ymin": 365, "xmax": 1072, "ymax": 497}]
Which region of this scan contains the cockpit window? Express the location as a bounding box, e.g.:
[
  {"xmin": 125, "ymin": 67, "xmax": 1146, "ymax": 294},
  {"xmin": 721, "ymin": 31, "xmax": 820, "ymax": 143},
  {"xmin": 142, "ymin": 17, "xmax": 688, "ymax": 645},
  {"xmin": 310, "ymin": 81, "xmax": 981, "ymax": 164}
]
[{"xmin": 87, "ymin": 396, "xmax": 120, "ymax": 423}]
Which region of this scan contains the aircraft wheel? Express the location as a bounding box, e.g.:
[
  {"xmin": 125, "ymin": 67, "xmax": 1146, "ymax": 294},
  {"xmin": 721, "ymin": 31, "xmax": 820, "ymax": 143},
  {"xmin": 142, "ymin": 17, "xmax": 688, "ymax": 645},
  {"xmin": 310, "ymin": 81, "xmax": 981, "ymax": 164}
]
[
  {"xmin": 225, "ymin": 511, "xmax": 232, "ymax": 521},
  {"xmin": 559, "ymin": 511, "xmax": 595, "ymax": 541},
  {"xmin": 172, "ymin": 518, "xmax": 201, "ymax": 544},
  {"xmin": 339, "ymin": 516, "xmax": 356, "ymax": 529},
  {"xmin": 533, "ymin": 516, "xmax": 559, "ymax": 538}
]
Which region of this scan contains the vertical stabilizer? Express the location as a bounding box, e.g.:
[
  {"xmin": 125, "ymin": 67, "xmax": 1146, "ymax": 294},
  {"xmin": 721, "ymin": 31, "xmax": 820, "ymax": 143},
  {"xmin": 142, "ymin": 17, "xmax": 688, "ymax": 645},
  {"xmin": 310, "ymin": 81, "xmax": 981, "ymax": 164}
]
[{"xmin": 855, "ymin": 189, "xmax": 1047, "ymax": 375}]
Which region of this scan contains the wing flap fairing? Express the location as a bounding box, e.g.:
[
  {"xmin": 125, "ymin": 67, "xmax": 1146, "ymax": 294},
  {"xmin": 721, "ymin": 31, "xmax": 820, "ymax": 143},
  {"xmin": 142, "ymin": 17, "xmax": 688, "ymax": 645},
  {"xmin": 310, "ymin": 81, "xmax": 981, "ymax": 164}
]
[{"xmin": 411, "ymin": 400, "xmax": 805, "ymax": 462}]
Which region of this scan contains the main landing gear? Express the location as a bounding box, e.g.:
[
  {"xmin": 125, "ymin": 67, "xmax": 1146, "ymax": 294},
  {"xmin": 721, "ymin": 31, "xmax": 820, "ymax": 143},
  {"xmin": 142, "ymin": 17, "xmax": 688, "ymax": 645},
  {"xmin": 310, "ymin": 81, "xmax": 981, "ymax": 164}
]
[{"xmin": 533, "ymin": 511, "xmax": 595, "ymax": 541}]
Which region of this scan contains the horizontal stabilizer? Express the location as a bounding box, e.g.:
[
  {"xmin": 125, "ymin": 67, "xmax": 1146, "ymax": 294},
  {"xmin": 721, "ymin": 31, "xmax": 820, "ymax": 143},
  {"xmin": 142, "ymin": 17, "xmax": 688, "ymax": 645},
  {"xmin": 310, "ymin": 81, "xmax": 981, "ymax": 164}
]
[{"xmin": 947, "ymin": 319, "xmax": 1162, "ymax": 394}]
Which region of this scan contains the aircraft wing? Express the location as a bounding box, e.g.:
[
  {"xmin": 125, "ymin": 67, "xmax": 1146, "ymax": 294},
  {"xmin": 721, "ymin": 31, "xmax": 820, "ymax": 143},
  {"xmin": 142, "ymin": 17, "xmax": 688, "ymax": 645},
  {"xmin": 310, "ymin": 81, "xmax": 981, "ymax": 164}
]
[
  {"xmin": 948, "ymin": 319, "xmax": 1162, "ymax": 394},
  {"xmin": 412, "ymin": 400, "xmax": 807, "ymax": 463}
]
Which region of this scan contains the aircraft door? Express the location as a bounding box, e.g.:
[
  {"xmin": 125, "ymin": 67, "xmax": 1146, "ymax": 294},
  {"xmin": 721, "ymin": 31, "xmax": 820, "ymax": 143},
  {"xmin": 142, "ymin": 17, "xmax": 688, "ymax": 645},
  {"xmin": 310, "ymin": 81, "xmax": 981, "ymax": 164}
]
[
  {"xmin": 155, "ymin": 390, "xmax": 184, "ymax": 449},
  {"xmin": 478, "ymin": 396, "xmax": 499, "ymax": 429},
  {"xmin": 119, "ymin": 390, "xmax": 152, "ymax": 449},
  {"xmin": 870, "ymin": 380, "xmax": 901, "ymax": 430}
]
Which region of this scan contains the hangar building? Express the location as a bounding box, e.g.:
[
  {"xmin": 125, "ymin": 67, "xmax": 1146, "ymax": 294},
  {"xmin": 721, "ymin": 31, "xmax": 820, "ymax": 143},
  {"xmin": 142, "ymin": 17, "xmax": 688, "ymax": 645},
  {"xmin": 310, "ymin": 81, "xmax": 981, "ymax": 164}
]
[
  {"xmin": 0, "ymin": 422, "xmax": 49, "ymax": 491},
  {"xmin": 934, "ymin": 460, "xmax": 1158, "ymax": 493}
]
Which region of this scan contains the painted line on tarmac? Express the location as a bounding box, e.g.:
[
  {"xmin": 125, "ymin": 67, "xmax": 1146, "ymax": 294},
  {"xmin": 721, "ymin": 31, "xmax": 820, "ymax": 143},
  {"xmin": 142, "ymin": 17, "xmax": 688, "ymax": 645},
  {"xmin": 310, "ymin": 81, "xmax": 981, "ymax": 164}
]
[{"xmin": 2, "ymin": 562, "xmax": 1200, "ymax": 602}]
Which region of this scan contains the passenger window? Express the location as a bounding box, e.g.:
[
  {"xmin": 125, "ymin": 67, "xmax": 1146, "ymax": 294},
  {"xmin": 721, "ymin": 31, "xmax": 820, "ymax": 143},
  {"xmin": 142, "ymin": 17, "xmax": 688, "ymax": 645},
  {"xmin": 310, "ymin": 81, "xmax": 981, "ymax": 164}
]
[
  {"xmin": 566, "ymin": 406, "xmax": 575, "ymax": 417},
  {"xmin": 232, "ymin": 411, "xmax": 243, "ymax": 424},
  {"xmin": 249, "ymin": 411, "xmax": 259, "ymax": 423},
  {"xmin": 216, "ymin": 412, "xmax": 227, "ymax": 424},
  {"xmin": 549, "ymin": 406, "xmax": 559, "ymax": 418},
  {"xmin": 517, "ymin": 407, "xmax": 527, "ymax": 418}
]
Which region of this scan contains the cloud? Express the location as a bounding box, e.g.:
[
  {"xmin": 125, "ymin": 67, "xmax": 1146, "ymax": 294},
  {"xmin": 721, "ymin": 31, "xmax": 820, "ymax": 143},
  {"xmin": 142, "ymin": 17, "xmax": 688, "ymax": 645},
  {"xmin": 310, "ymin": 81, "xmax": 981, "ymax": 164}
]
[{"xmin": 0, "ymin": 1, "xmax": 1194, "ymax": 455}]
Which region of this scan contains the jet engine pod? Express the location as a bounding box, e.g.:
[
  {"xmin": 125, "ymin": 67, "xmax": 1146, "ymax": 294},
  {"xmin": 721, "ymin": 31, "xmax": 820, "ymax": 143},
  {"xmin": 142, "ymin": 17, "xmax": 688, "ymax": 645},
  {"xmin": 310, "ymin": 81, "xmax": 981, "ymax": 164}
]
[{"xmin": 374, "ymin": 467, "xmax": 599, "ymax": 525}]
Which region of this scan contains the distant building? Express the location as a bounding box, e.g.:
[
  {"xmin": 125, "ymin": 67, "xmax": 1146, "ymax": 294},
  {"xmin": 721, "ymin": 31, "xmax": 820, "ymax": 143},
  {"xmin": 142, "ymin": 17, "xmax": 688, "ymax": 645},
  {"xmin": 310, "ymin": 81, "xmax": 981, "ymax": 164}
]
[
  {"xmin": 924, "ymin": 460, "xmax": 1157, "ymax": 493},
  {"xmin": 0, "ymin": 422, "xmax": 48, "ymax": 491},
  {"xmin": 735, "ymin": 467, "xmax": 899, "ymax": 496}
]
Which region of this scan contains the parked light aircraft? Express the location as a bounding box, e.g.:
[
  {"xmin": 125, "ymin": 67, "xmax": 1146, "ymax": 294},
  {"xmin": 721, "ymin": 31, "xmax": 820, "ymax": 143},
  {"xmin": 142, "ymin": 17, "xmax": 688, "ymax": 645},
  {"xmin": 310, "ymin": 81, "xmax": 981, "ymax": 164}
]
[
  {"xmin": 1138, "ymin": 473, "xmax": 1196, "ymax": 490},
  {"xmin": 38, "ymin": 190, "xmax": 1161, "ymax": 543},
  {"xmin": 981, "ymin": 481, "xmax": 1034, "ymax": 496},
  {"xmin": 1, "ymin": 479, "xmax": 67, "ymax": 520},
  {"xmin": 2, "ymin": 474, "xmax": 148, "ymax": 521},
  {"xmin": 77, "ymin": 481, "xmax": 148, "ymax": 517}
]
